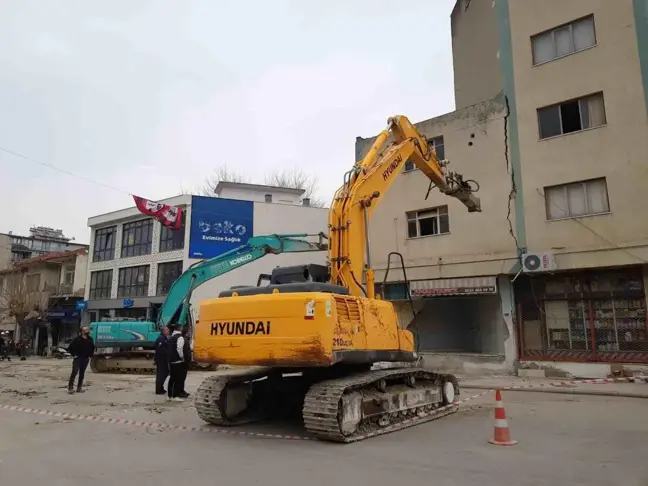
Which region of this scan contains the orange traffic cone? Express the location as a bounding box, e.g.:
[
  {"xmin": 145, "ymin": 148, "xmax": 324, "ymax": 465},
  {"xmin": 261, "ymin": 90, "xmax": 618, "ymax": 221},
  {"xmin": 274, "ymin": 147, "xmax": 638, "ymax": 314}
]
[{"xmin": 488, "ymin": 389, "xmax": 517, "ymax": 446}]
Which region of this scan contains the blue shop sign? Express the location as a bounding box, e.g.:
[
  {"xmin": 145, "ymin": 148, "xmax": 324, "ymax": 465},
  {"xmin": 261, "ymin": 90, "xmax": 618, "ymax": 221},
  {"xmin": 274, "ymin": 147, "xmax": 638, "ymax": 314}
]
[{"xmin": 188, "ymin": 196, "xmax": 254, "ymax": 259}]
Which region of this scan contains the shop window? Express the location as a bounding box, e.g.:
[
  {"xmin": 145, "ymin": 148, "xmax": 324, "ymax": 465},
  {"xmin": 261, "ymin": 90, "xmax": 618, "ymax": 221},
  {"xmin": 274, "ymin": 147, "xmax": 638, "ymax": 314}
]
[
  {"xmin": 117, "ymin": 265, "xmax": 150, "ymax": 298},
  {"xmin": 93, "ymin": 226, "xmax": 116, "ymax": 262},
  {"xmin": 407, "ymin": 206, "xmax": 449, "ymax": 238},
  {"xmin": 121, "ymin": 219, "xmax": 153, "ymax": 258},
  {"xmin": 157, "ymin": 261, "xmax": 183, "ymax": 296},
  {"xmin": 544, "ymin": 178, "xmax": 609, "ymax": 220},
  {"xmin": 516, "ymin": 269, "xmax": 648, "ymax": 361},
  {"xmin": 532, "ymin": 15, "xmax": 596, "ymax": 65},
  {"xmin": 89, "ymin": 270, "xmax": 113, "ymax": 300},
  {"xmin": 538, "ymin": 92, "xmax": 606, "ymax": 139},
  {"xmin": 159, "ymin": 212, "xmax": 186, "ymax": 253}
]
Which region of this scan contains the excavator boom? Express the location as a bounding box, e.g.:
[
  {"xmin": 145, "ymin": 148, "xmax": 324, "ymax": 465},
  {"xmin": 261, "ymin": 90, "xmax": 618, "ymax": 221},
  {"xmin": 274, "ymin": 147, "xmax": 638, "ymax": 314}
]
[{"xmin": 329, "ymin": 115, "xmax": 480, "ymax": 297}]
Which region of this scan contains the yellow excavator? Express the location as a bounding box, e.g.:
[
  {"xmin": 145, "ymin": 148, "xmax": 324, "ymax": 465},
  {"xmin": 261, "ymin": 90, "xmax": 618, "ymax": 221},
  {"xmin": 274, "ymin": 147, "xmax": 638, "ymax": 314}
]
[{"xmin": 192, "ymin": 115, "xmax": 481, "ymax": 442}]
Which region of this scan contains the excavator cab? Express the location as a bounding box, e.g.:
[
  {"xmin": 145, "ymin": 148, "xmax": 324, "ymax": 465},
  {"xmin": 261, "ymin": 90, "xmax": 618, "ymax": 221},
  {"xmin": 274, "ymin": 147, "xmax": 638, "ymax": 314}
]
[{"xmin": 218, "ymin": 264, "xmax": 348, "ymax": 298}]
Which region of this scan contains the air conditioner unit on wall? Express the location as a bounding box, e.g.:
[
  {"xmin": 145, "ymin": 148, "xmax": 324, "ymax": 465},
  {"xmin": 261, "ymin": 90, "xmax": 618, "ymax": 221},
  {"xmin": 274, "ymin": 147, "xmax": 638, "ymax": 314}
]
[{"xmin": 521, "ymin": 251, "xmax": 556, "ymax": 273}]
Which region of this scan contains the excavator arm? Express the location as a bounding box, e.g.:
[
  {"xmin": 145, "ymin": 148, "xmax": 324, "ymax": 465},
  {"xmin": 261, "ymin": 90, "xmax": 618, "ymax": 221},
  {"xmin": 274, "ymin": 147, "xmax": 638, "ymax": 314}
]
[
  {"xmin": 328, "ymin": 115, "xmax": 481, "ymax": 298},
  {"xmin": 158, "ymin": 232, "xmax": 327, "ymax": 328}
]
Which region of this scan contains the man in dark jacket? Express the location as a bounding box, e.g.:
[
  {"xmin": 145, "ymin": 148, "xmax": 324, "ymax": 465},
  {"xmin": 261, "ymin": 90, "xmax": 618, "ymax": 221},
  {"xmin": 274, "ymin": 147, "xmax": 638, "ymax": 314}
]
[
  {"xmin": 68, "ymin": 326, "xmax": 95, "ymax": 394},
  {"xmin": 154, "ymin": 326, "xmax": 170, "ymax": 395}
]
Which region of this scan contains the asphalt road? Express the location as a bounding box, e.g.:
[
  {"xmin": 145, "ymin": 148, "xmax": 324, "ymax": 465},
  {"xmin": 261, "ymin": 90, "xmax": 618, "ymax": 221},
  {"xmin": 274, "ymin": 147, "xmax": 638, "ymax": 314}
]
[{"xmin": 1, "ymin": 360, "xmax": 647, "ymax": 485}]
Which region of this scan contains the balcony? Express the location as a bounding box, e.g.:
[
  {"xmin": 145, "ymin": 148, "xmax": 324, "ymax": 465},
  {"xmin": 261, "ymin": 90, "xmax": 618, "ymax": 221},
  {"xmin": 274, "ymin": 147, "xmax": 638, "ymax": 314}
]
[{"xmin": 43, "ymin": 283, "xmax": 83, "ymax": 296}]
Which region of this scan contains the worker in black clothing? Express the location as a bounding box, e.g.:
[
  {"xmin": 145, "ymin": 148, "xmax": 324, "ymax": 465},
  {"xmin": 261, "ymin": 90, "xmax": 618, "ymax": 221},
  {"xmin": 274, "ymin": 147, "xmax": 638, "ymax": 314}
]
[
  {"xmin": 167, "ymin": 325, "xmax": 187, "ymax": 401},
  {"xmin": 67, "ymin": 326, "xmax": 95, "ymax": 394},
  {"xmin": 179, "ymin": 326, "xmax": 192, "ymax": 398},
  {"xmin": 0, "ymin": 335, "xmax": 9, "ymax": 361},
  {"xmin": 154, "ymin": 326, "xmax": 170, "ymax": 395}
]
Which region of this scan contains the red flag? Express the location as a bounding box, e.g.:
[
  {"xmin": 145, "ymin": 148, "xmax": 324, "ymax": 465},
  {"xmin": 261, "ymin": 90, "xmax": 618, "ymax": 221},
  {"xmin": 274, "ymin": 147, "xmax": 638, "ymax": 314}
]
[{"xmin": 132, "ymin": 196, "xmax": 183, "ymax": 230}]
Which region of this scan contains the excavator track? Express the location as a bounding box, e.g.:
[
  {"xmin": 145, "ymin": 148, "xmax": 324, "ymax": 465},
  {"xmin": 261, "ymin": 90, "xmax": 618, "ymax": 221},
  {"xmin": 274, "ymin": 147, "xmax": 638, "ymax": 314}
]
[
  {"xmin": 302, "ymin": 368, "xmax": 459, "ymax": 443},
  {"xmin": 195, "ymin": 368, "xmax": 275, "ymax": 426},
  {"xmin": 195, "ymin": 367, "xmax": 459, "ymax": 443},
  {"xmin": 91, "ymin": 354, "xmax": 214, "ymax": 375},
  {"xmin": 90, "ymin": 354, "xmax": 157, "ymax": 375}
]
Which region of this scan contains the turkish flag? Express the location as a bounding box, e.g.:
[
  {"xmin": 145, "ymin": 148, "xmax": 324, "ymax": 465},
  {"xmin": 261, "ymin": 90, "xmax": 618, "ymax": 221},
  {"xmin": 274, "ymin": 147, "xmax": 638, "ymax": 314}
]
[{"xmin": 132, "ymin": 196, "xmax": 183, "ymax": 230}]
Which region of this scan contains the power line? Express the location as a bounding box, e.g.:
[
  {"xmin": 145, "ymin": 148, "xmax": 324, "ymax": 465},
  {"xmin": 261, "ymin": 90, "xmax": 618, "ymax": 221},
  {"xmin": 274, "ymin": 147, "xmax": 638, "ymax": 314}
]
[
  {"xmin": 0, "ymin": 146, "xmax": 133, "ymax": 196},
  {"xmin": 0, "ymin": 145, "xmax": 281, "ymax": 221}
]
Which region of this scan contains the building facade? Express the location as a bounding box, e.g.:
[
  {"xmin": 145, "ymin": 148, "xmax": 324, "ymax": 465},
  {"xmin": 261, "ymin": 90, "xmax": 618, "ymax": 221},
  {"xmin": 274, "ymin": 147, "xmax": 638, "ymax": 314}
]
[
  {"xmin": 0, "ymin": 248, "xmax": 89, "ymax": 351},
  {"xmin": 84, "ymin": 187, "xmax": 328, "ymax": 325},
  {"xmin": 358, "ymin": 0, "xmax": 648, "ymax": 376},
  {"xmin": 357, "ymin": 94, "xmax": 518, "ymax": 375},
  {"xmin": 0, "ymin": 226, "xmax": 86, "ymax": 269}
]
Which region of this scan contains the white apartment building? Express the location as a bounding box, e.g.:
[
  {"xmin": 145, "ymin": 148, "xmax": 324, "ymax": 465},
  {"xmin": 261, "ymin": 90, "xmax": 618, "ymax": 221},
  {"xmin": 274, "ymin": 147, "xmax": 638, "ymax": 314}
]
[
  {"xmin": 83, "ymin": 185, "xmax": 328, "ymax": 325},
  {"xmin": 357, "ymin": 0, "xmax": 648, "ymax": 377}
]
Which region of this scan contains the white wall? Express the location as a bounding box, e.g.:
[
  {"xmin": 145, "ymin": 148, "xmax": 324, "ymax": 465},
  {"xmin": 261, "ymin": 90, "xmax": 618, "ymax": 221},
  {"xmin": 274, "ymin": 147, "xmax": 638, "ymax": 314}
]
[
  {"xmin": 187, "ymin": 202, "xmax": 329, "ymax": 320},
  {"xmin": 73, "ymin": 253, "xmax": 88, "ymax": 295},
  {"xmin": 218, "ymin": 186, "xmax": 302, "ymax": 205}
]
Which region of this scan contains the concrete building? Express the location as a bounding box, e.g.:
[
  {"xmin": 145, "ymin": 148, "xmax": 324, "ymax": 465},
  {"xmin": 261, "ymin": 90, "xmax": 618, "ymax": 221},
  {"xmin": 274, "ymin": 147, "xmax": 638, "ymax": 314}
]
[
  {"xmin": 84, "ymin": 186, "xmax": 328, "ymax": 325},
  {"xmin": 357, "ymin": 94, "xmax": 518, "ymax": 375},
  {"xmin": 358, "ymin": 0, "xmax": 648, "ymax": 376},
  {"xmin": 0, "ymin": 226, "xmax": 87, "ymax": 269},
  {"xmin": 0, "ymin": 248, "xmax": 89, "ymax": 350}
]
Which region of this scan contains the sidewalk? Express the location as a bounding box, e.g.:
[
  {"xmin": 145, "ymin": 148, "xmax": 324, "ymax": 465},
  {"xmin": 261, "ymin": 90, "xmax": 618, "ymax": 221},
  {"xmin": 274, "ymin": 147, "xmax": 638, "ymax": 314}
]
[{"xmin": 458, "ymin": 375, "xmax": 648, "ymax": 399}]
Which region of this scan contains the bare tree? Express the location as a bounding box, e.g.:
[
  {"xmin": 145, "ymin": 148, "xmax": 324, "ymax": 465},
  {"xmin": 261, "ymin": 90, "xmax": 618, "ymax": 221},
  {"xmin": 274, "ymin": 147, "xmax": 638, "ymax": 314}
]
[
  {"xmin": 0, "ymin": 271, "xmax": 28, "ymax": 340},
  {"xmin": 187, "ymin": 165, "xmax": 329, "ymax": 207},
  {"xmin": 264, "ymin": 168, "xmax": 327, "ymax": 208},
  {"xmin": 0, "ymin": 271, "xmax": 51, "ymax": 355},
  {"xmin": 188, "ymin": 165, "xmax": 252, "ymax": 196}
]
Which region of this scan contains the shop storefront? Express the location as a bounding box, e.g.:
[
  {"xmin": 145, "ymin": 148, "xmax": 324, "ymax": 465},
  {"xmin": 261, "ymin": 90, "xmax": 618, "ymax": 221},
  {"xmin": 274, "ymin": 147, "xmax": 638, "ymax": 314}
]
[
  {"xmin": 378, "ymin": 276, "xmax": 516, "ymax": 374},
  {"xmin": 515, "ymin": 266, "xmax": 648, "ymax": 363}
]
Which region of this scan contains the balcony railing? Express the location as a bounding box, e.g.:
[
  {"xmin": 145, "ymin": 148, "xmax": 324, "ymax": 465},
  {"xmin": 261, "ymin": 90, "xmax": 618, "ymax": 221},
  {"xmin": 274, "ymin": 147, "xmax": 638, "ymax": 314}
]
[{"xmin": 42, "ymin": 283, "xmax": 83, "ymax": 296}]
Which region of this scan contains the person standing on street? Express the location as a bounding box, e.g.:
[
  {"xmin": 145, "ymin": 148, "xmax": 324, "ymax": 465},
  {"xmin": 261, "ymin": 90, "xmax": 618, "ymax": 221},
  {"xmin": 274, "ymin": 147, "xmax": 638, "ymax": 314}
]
[
  {"xmin": 67, "ymin": 326, "xmax": 95, "ymax": 394},
  {"xmin": 167, "ymin": 325, "xmax": 186, "ymax": 401},
  {"xmin": 154, "ymin": 326, "xmax": 170, "ymax": 395},
  {"xmin": 179, "ymin": 326, "xmax": 192, "ymax": 398}
]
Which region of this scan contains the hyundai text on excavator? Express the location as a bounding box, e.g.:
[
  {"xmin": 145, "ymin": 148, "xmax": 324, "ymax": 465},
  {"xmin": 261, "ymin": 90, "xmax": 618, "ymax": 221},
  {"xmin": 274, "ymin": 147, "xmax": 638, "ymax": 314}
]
[
  {"xmin": 87, "ymin": 233, "xmax": 327, "ymax": 373},
  {"xmin": 192, "ymin": 115, "xmax": 481, "ymax": 442}
]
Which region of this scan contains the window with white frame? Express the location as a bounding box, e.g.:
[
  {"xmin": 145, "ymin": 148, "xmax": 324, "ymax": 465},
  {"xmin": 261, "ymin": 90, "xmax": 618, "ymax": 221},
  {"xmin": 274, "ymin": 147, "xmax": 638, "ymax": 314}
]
[
  {"xmin": 407, "ymin": 206, "xmax": 449, "ymax": 238},
  {"xmin": 404, "ymin": 136, "xmax": 445, "ymax": 172},
  {"xmin": 537, "ymin": 92, "xmax": 606, "ymax": 139},
  {"xmin": 544, "ymin": 178, "xmax": 610, "ymax": 220},
  {"xmin": 63, "ymin": 265, "xmax": 75, "ymax": 285},
  {"xmin": 532, "ymin": 15, "xmax": 596, "ymax": 65}
]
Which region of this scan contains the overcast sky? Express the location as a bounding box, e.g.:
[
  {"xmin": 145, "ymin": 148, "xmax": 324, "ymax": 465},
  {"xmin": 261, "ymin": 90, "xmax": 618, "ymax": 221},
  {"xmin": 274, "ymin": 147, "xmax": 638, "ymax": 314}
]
[{"xmin": 0, "ymin": 0, "xmax": 457, "ymax": 243}]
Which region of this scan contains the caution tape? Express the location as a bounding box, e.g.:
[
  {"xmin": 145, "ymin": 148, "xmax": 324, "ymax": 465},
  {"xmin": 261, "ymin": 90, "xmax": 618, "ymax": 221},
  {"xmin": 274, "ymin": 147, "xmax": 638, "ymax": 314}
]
[
  {"xmin": 0, "ymin": 389, "xmax": 495, "ymax": 442},
  {"xmin": 5, "ymin": 378, "xmax": 641, "ymax": 441},
  {"xmin": 0, "ymin": 403, "xmax": 310, "ymax": 440},
  {"xmin": 471, "ymin": 375, "xmax": 648, "ymax": 392}
]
